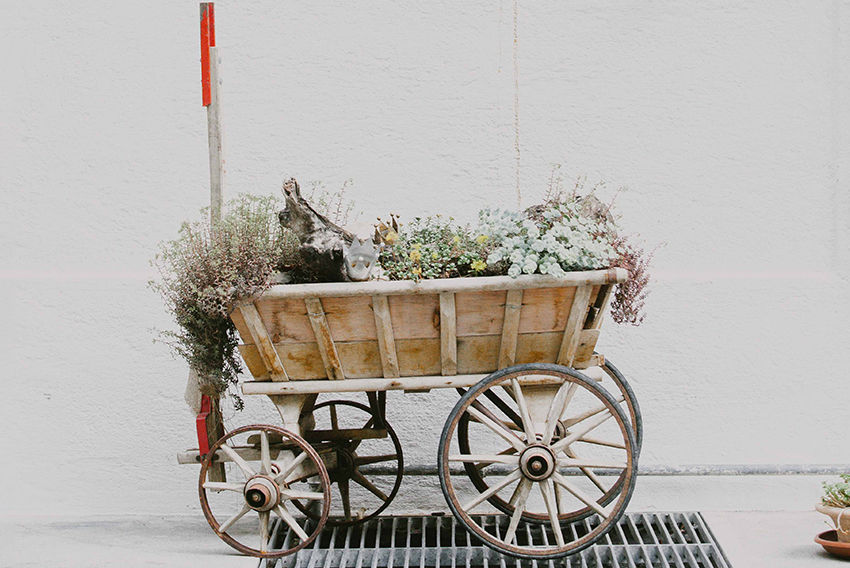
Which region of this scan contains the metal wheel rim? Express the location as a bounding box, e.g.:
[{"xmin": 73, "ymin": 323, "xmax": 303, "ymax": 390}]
[
  {"xmin": 439, "ymin": 363, "xmax": 638, "ymax": 560},
  {"xmin": 199, "ymin": 424, "xmax": 331, "ymax": 559},
  {"xmin": 292, "ymin": 399, "xmax": 404, "ymax": 527}
]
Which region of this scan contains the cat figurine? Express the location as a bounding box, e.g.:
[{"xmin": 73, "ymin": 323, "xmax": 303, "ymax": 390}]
[{"xmin": 343, "ymin": 237, "xmax": 379, "ymax": 281}]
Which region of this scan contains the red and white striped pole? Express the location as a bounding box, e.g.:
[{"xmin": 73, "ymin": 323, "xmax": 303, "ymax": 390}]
[
  {"xmin": 197, "ymin": 3, "xmax": 226, "ymax": 481},
  {"xmin": 200, "ymin": 2, "xmax": 224, "ymax": 224}
]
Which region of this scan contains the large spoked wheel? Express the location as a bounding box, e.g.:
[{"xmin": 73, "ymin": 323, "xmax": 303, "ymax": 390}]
[
  {"xmin": 600, "ymin": 357, "xmax": 643, "ymax": 456},
  {"xmin": 456, "ymin": 357, "xmax": 643, "ymax": 525},
  {"xmin": 199, "ymin": 424, "xmax": 331, "ymax": 558},
  {"xmin": 292, "ymin": 400, "xmax": 403, "ymax": 526},
  {"xmin": 439, "ymin": 363, "xmax": 638, "ymax": 560}
]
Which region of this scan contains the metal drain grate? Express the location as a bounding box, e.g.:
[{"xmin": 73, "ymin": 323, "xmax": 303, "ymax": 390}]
[{"xmin": 261, "ymin": 512, "xmax": 732, "ymax": 568}]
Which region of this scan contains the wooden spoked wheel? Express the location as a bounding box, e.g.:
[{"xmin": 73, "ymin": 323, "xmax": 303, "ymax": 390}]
[
  {"xmin": 199, "ymin": 424, "xmax": 331, "ymax": 558},
  {"xmin": 456, "ymin": 358, "xmax": 642, "ymax": 525},
  {"xmin": 599, "ymin": 357, "xmax": 643, "ymax": 456},
  {"xmin": 439, "ymin": 363, "xmax": 637, "ymax": 560},
  {"xmin": 292, "ymin": 400, "xmax": 403, "ymax": 526}
]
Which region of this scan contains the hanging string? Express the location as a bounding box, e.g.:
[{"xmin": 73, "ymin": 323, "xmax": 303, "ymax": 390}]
[{"xmin": 513, "ymin": 0, "xmax": 522, "ymax": 210}]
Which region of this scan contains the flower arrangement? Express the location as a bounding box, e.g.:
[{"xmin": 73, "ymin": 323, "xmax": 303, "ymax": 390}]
[
  {"xmin": 152, "ymin": 176, "xmax": 654, "ymax": 401},
  {"xmin": 379, "ymin": 185, "xmax": 653, "ymax": 325}
]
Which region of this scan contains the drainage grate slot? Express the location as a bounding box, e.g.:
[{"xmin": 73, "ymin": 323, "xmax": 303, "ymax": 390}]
[{"xmin": 263, "ymin": 513, "xmax": 732, "ymax": 568}]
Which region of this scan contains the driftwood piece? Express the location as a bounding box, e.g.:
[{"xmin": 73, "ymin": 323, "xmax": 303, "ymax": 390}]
[{"xmin": 278, "ymin": 178, "xmax": 354, "ymax": 282}]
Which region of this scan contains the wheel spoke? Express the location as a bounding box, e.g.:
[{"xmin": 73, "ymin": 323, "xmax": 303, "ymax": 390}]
[
  {"xmin": 461, "ymin": 469, "xmax": 522, "ymax": 513},
  {"xmin": 562, "ymin": 397, "xmax": 624, "ymax": 427},
  {"xmin": 281, "ymin": 489, "xmax": 325, "ymax": 500},
  {"xmin": 466, "ymin": 406, "xmax": 526, "ymax": 452},
  {"xmin": 575, "ymin": 435, "xmax": 626, "ymax": 450},
  {"xmin": 448, "ymin": 454, "xmax": 520, "ymax": 465},
  {"xmin": 274, "ymin": 503, "xmax": 310, "ymax": 541},
  {"xmin": 555, "ymin": 482, "xmax": 568, "ymax": 515},
  {"xmin": 274, "ymin": 451, "xmax": 309, "ymax": 485},
  {"xmin": 550, "ymin": 409, "xmax": 614, "ymax": 454},
  {"xmin": 339, "ymin": 478, "xmax": 352, "ymax": 521},
  {"xmin": 219, "ymin": 444, "xmax": 257, "ymax": 478},
  {"xmin": 539, "ymin": 479, "xmax": 565, "ymax": 547},
  {"xmin": 349, "ymin": 418, "xmax": 375, "ymax": 452},
  {"xmin": 552, "ymin": 472, "xmax": 611, "ymax": 519},
  {"xmin": 218, "ymin": 502, "xmax": 252, "ymax": 533},
  {"xmin": 203, "ymin": 482, "xmax": 244, "ymax": 493},
  {"xmin": 542, "ymin": 382, "xmax": 578, "ymax": 445},
  {"xmin": 503, "ymin": 478, "xmax": 533, "ymax": 544},
  {"xmin": 475, "ymin": 447, "xmax": 518, "ymax": 472},
  {"xmin": 351, "ymin": 469, "xmax": 388, "ymax": 501},
  {"xmin": 510, "ymin": 378, "xmax": 538, "ymax": 442},
  {"xmin": 260, "ymin": 430, "xmax": 272, "ymax": 476},
  {"xmin": 259, "ymin": 510, "xmax": 270, "ymax": 553},
  {"xmin": 565, "ymin": 447, "xmax": 607, "ymax": 493},
  {"xmin": 355, "ymin": 453, "xmax": 398, "ymax": 466},
  {"xmin": 330, "ymin": 403, "xmax": 339, "ymax": 431},
  {"xmin": 557, "ymin": 457, "xmax": 627, "ymax": 470}
]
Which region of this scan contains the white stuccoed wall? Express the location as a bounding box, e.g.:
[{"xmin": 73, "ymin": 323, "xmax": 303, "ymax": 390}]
[{"xmin": 3, "ymin": 1, "xmax": 850, "ymax": 518}]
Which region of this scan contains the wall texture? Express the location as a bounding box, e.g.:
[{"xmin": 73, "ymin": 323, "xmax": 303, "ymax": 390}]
[{"xmin": 3, "ymin": 1, "xmax": 850, "ymax": 517}]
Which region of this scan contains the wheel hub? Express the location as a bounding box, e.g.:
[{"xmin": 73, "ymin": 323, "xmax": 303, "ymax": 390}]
[
  {"xmin": 332, "ymin": 447, "xmax": 356, "ymax": 479},
  {"xmin": 519, "ymin": 444, "xmax": 556, "ymax": 481},
  {"xmin": 243, "ymin": 476, "xmax": 280, "ymax": 511}
]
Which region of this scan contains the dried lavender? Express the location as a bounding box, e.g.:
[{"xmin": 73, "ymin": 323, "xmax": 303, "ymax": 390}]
[{"xmin": 150, "ymin": 194, "xmax": 297, "ymax": 401}]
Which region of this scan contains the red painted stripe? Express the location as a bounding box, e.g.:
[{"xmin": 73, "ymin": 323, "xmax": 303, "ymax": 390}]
[
  {"xmin": 200, "ymin": 3, "xmax": 211, "ymax": 106},
  {"xmin": 208, "ymin": 3, "xmax": 216, "ymax": 47},
  {"xmin": 196, "ymin": 394, "xmax": 212, "ymax": 455}
]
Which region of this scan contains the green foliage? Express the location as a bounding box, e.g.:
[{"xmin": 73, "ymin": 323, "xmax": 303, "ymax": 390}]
[
  {"xmin": 150, "ymin": 194, "xmax": 297, "ymax": 401},
  {"xmin": 823, "ymin": 474, "xmax": 850, "ymax": 508},
  {"xmin": 380, "ymin": 216, "xmax": 492, "ymax": 281}
]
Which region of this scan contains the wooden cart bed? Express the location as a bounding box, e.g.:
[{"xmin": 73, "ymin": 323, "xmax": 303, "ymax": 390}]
[{"xmin": 233, "ymin": 268, "xmax": 627, "ymax": 397}]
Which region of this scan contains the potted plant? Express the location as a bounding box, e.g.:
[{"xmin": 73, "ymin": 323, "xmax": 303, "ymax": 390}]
[{"xmin": 817, "ymin": 474, "xmax": 850, "ymax": 542}]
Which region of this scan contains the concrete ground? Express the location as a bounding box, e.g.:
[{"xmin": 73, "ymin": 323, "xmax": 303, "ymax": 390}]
[{"xmin": 0, "ymin": 511, "xmax": 843, "ymax": 567}]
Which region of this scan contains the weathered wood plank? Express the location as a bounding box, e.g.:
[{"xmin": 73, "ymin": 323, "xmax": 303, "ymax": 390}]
[
  {"xmin": 573, "ymin": 329, "xmax": 601, "ymax": 367},
  {"xmin": 372, "ymin": 295, "xmax": 399, "ymax": 378},
  {"xmin": 304, "ymin": 297, "xmax": 345, "ymax": 380},
  {"xmin": 557, "ymin": 285, "xmax": 594, "ymax": 367},
  {"xmin": 235, "ymin": 303, "xmax": 288, "ymax": 381},
  {"xmin": 498, "ymin": 289, "xmax": 523, "ymax": 369},
  {"xmin": 587, "ymin": 284, "xmax": 614, "ymax": 330},
  {"xmin": 241, "ymin": 366, "xmax": 607, "ymax": 396},
  {"xmin": 259, "ymin": 269, "xmax": 628, "ymax": 300},
  {"xmin": 439, "ymin": 292, "xmax": 458, "ymax": 376}
]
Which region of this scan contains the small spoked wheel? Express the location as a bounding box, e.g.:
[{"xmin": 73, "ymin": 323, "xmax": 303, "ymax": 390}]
[
  {"xmin": 439, "ymin": 363, "xmax": 638, "ymax": 560},
  {"xmin": 199, "ymin": 424, "xmax": 331, "ymax": 558},
  {"xmin": 292, "ymin": 399, "xmax": 403, "ymax": 526}
]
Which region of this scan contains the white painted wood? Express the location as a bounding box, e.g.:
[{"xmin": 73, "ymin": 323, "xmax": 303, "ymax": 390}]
[
  {"xmin": 241, "ymin": 367, "xmax": 605, "ymax": 396},
  {"xmin": 258, "ymin": 270, "xmax": 629, "ymax": 300}
]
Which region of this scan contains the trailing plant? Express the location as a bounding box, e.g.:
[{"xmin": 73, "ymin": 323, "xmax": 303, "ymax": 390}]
[
  {"xmin": 822, "ymin": 475, "xmax": 850, "ymax": 508},
  {"xmin": 150, "ymin": 194, "xmax": 296, "ymax": 401}
]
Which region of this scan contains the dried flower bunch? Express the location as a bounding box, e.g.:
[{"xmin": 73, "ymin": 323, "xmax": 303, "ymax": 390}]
[
  {"xmin": 823, "ymin": 475, "xmax": 850, "ymax": 508},
  {"xmin": 150, "ymin": 194, "xmax": 296, "ymax": 398}
]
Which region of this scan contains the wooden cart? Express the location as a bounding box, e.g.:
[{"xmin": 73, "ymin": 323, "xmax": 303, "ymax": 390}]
[{"xmin": 181, "ymin": 268, "xmax": 643, "ymax": 560}]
